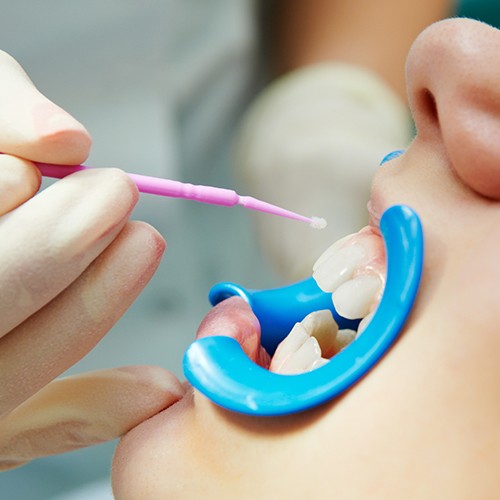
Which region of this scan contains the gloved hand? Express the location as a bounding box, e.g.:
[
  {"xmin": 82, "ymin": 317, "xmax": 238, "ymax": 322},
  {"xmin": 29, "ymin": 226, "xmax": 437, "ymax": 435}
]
[
  {"xmin": 0, "ymin": 50, "xmax": 184, "ymax": 470},
  {"xmin": 234, "ymin": 62, "xmax": 413, "ymax": 281}
]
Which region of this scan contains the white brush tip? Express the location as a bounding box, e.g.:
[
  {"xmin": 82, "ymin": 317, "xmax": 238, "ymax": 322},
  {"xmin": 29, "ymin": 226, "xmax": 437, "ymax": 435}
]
[{"xmin": 310, "ymin": 216, "xmax": 327, "ymax": 230}]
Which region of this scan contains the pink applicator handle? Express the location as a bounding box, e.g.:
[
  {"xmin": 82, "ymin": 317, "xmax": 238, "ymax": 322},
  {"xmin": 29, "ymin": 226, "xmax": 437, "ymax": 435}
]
[{"xmin": 36, "ymin": 162, "xmax": 327, "ymax": 228}]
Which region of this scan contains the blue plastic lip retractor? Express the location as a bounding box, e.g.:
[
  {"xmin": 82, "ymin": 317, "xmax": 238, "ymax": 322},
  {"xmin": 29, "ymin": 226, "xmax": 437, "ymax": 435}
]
[{"xmin": 183, "ymin": 204, "xmax": 424, "ymax": 416}]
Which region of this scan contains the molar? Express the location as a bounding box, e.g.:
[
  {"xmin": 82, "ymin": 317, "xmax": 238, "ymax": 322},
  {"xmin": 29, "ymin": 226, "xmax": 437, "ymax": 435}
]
[
  {"xmin": 301, "ymin": 309, "xmax": 339, "ymax": 358},
  {"xmin": 336, "ymin": 329, "xmax": 356, "ymax": 349}
]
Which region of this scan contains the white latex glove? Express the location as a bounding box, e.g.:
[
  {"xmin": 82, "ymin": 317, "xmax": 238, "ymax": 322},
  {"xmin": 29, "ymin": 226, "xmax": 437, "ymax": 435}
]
[
  {"xmin": 0, "ymin": 50, "xmax": 184, "ymax": 470},
  {"xmin": 235, "ymin": 62, "xmax": 413, "ymax": 280}
]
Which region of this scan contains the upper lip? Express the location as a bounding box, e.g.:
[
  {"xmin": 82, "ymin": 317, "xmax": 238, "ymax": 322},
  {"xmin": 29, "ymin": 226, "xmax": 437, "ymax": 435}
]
[{"xmin": 367, "ymin": 198, "xmax": 382, "ymax": 228}]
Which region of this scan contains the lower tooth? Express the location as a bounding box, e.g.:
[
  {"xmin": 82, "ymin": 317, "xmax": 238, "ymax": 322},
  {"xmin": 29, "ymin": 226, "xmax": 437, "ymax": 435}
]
[
  {"xmin": 270, "ymin": 305, "xmax": 367, "ymax": 375},
  {"xmin": 276, "ymin": 337, "xmax": 322, "ymax": 375},
  {"xmin": 270, "ymin": 310, "xmax": 338, "ymax": 374},
  {"xmin": 269, "ymin": 323, "xmax": 309, "ymax": 373},
  {"xmin": 332, "ymin": 274, "xmax": 382, "ymax": 320},
  {"xmin": 301, "ymin": 310, "xmax": 338, "ymax": 358},
  {"xmin": 336, "ymin": 329, "xmax": 356, "ymax": 349}
]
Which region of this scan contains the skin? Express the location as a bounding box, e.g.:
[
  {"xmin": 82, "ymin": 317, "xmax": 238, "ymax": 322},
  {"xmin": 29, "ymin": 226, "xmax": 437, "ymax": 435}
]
[
  {"xmin": 0, "ymin": 50, "xmax": 183, "ymax": 470},
  {"xmin": 112, "ymin": 19, "xmax": 500, "ymax": 499}
]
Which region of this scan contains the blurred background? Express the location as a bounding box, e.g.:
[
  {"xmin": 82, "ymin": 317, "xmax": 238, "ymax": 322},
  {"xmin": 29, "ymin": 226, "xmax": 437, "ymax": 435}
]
[{"xmin": 0, "ymin": 1, "xmax": 498, "ymax": 498}]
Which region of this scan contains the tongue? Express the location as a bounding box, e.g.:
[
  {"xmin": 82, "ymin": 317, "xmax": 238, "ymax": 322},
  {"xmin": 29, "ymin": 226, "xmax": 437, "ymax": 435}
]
[{"xmin": 196, "ymin": 297, "xmax": 271, "ymax": 368}]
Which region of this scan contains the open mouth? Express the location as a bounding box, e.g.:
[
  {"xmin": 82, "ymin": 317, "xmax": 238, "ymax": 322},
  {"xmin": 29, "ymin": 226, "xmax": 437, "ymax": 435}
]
[
  {"xmin": 269, "ymin": 225, "xmax": 387, "ymax": 374},
  {"xmin": 184, "ymin": 204, "xmax": 423, "ymax": 416},
  {"xmin": 192, "ymin": 223, "xmax": 387, "ymax": 376}
]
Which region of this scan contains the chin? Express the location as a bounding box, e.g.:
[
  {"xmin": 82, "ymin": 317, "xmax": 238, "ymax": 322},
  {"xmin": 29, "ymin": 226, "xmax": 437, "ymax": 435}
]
[{"xmin": 112, "ymin": 394, "xmax": 194, "ymax": 500}]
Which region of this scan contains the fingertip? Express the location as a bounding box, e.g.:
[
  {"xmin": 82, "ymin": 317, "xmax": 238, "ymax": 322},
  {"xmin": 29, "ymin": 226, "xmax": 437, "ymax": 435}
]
[
  {"xmin": 129, "ymin": 220, "xmax": 167, "ymax": 260},
  {"xmin": 118, "ymin": 365, "xmax": 185, "ymax": 402},
  {"xmin": 112, "ymin": 220, "xmax": 167, "ymax": 275},
  {"xmin": 34, "ymin": 106, "xmax": 93, "ymax": 165},
  {"xmin": 0, "ymin": 368, "xmax": 185, "ymax": 467},
  {"xmin": 0, "ymin": 51, "xmax": 93, "ymax": 164},
  {"xmin": 106, "ymin": 366, "xmax": 185, "ymax": 434}
]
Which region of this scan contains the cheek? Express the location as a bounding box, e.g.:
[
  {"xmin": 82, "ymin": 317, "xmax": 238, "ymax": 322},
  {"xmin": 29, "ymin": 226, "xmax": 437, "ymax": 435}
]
[
  {"xmin": 442, "ymin": 104, "xmax": 500, "ymax": 200},
  {"xmin": 448, "ymin": 231, "xmax": 500, "ymax": 335}
]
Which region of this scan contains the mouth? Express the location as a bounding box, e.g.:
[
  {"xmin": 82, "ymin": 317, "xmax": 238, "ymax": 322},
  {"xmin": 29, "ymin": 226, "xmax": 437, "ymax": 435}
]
[
  {"xmin": 269, "ymin": 224, "xmax": 387, "ymax": 374},
  {"xmin": 194, "ymin": 217, "xmax": 388, "ymax": 375},
  {"xmin": 184, "ymin": 203, "xmax": 423, "ymax": 415}
]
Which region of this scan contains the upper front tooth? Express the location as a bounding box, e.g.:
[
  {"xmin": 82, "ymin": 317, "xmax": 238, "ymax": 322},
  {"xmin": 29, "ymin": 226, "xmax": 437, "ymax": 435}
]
[
  {"xmin": 332, "ymin": 274, "xmax": 382, "ymax": 319},
  {"xmin": 312, "ymin": 243, "xmax": 366, "ymax": 292},
  {"xmin": 313, "ymin": 234, "xmax": 355, "ymax": 272}
]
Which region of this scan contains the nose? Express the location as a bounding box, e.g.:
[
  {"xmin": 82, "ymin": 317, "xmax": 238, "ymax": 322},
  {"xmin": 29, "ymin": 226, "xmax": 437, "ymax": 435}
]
[{"xmin": 406, "ymin": 18, "xmax": 500, "ymax": 199}]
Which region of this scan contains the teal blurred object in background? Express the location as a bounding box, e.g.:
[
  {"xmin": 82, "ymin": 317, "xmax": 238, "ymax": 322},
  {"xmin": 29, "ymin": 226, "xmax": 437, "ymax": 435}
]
[
  {"xmin": 458, "ymin": 0, "xmax": 500, "ymax": 28},
  {"xmin": 457, "ymin": 0, "xmax": 500, "ymax": 28}
]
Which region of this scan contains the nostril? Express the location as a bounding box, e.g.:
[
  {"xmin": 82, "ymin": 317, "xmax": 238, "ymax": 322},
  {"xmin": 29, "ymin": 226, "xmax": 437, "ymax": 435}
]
[
  {"xmin": 411, "ymin": 87, "xmax": 441, "ymax": 138},
  {"xmin": 420, "ymin": 88, "xmax": 439, "ymax": 125}
]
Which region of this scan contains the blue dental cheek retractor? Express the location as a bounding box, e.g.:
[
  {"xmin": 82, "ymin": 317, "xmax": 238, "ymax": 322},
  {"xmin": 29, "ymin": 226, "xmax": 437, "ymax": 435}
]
[{"xmin": 183, "ymin": 204, "xmax": 424, "ymax": 416}]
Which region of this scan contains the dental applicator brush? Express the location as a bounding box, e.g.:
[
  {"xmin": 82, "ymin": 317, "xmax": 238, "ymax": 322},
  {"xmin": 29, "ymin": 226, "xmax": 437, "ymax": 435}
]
[{"xmin": 36, "ymin": 162, "xmax": 327, "ymax": 229}]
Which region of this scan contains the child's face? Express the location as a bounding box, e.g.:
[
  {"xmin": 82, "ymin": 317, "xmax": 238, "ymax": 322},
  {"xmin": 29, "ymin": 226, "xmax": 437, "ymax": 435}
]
[{"xmin": 112, "ymin": 19, "xmax": 500, "ymax": 499}]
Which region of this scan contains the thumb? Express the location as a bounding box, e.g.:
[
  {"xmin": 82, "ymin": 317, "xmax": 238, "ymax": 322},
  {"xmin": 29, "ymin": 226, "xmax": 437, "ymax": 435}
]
[
  {"xmin": 0, "ymin": 50, "xmax": 91, "ymax": 164},
  {"xmin": 0, "ymin": 366, "xmax": 184, "ymax": 471}
]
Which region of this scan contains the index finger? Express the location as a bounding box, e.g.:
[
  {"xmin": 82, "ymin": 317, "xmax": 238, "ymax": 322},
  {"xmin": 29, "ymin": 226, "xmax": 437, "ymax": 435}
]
[{"xmin": 0, "ymin": 50, "xmax": 91, "ymax": 165}]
